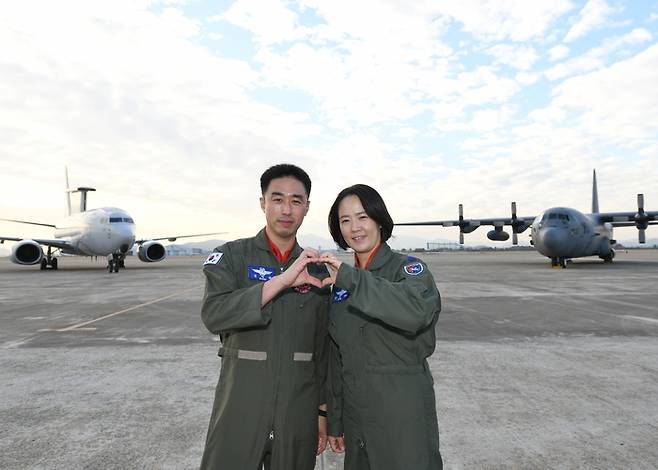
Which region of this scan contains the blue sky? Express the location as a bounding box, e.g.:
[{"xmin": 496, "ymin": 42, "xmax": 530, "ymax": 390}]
[{"xmin": 1, "ymin": 0, "xmax": 658, "ymax": 248}]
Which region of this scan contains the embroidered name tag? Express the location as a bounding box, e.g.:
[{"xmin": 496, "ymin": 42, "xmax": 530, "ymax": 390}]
[
  {"xmin": 294, "ymin": 284, "xmax": 312, "ymax": 294},
  {"xmin": 403, "ymin": 262, "xmax": 424, "ymax": 276},
  {"xmin": 332, "ymin": 288, "xmax": 350, "ymax": 303},
  {"xmin": 248, "ymin": 265, "xmax": 275, "ymax": 282},
  {"xmin": 204, "ymin": 252, "xmax": 223, "ymax": 266}
]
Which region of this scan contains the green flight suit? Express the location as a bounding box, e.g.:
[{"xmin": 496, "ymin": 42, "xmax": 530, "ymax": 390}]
[
  {"xmin": 200, "ymin": 229, "xmax": 329, "ymax": 470},
  {"xmin": 327, "ymin": 243, "xmax": 442, "ymax": 470}
]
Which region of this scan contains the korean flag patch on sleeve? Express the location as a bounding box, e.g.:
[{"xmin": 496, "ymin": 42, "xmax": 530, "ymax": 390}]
[
  {"xmin": 403, "ymin": 261, "xmax": 424, "ymax": 276},
  {"xmin": 204, "ymin": 252, "xmax": 224, "ymax": 266}
]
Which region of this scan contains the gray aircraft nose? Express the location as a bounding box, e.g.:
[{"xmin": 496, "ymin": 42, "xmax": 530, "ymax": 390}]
[{"xmin": 539, "ymin": 227, "xmax": 568, "ymax": 255}]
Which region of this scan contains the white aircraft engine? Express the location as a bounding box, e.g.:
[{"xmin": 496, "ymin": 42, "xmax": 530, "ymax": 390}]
[
  {"xmin": 138, "ymin": 241, "xmax": 166, "ymax": 262},
  {"xmin": 10, "ymin": 240, "xmax": 44, "ymax": 265}
]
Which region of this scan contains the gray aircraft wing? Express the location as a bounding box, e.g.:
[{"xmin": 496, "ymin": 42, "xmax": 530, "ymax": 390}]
[
  {"xmin": 596, "ymin": 211, "xmax": 658, "ymax": 227},
  {"xmin": 396, "ymin": 203, "xmax": 536, "ymax": 245},
  {"xmin": 596, "ymin": 209, "xmax": 658, "ymax": 244},
  {"xmin": 593, "ymin": 194, "xmax": 657, "ymax": 243},
  {"xmin": 135, "ymin": 232, "xmax": 227, "ymax": 244},
  {"xmin": 0, "ymin": 236, "xmax": 78, "ymax": 253}
]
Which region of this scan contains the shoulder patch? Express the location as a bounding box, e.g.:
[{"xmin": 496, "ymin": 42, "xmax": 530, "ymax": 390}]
[
  {"xmin": 204, "ymin": 252, "xmax": 223, "ymax": 266},
  {"xmin": 248, "ymin": 265, "xmax": 275, "ymax": 282},
  {"xmin": 403, "ymin": 261, "xmax": 424, "ymax": 276},
  {"xmin": 332, "ymin": 288, "xmax": 350, "ymax": 304}
]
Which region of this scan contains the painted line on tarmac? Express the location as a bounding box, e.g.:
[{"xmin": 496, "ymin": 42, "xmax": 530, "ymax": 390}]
[
  {"xmin": 623, "ymin": 315, "xmax": 658, "ymax": 325},
  {"xmin": 55, "ymin": 286, "xmax": 201, "ymax": 332}
]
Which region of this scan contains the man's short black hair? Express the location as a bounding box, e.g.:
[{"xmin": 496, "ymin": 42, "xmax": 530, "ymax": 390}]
[
  {"xmin": 328, "ymin": 184, "xmax": 394, "ymax": 250},
  {"xmin": 260, "ymin": 164, "xmax": 312, "ymax": 197}
]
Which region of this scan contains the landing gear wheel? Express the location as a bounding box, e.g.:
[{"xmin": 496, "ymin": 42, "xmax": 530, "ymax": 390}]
[
  {"xmin": 107, "ymin": 259, "xmax": 117, "ymax": 273},
  {"xmin": 551, "ymin": 257, "xmax": 567, "ymax": 269},
  {"xmin": 40, "ymin": 259, "xmax": 47, "ymax": 270},
  {"xmin": 51, "ymin": 258, "xmax": 58, "ymax": 270},
  {"xmin": 118, "ymin": 259, "xmax": 125, "ymax": 269}
]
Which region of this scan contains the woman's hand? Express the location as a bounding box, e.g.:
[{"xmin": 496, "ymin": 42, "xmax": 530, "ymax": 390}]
[
  {"xmin": 317, "ymin": 413, "xmax": 328, "ymax": 455},
  {"xmin": 328, "ymin": 435, "xmax": 345, "ymax": 453},
  {"xmin": 319, "ymin": 252, "xmax": 342, "ymax": 287}
]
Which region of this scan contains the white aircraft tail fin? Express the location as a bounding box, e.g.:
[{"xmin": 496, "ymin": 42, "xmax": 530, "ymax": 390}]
[
  {"xmin": 65, "ymin": 167, "xmax": 96, "ymax": 214},
  {"xmin": 65, "ymin": 166, "xmax": 72, "ymax": 216},
  {"xmin": 591, "ymin": 169, "xmax": 599, "ymax": 214}
]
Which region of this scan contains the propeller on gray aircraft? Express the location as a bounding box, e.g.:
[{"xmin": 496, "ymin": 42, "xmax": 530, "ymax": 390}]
[{"xmin": 634, "ymin": 193, "xmax": 649, "ymax": 244}]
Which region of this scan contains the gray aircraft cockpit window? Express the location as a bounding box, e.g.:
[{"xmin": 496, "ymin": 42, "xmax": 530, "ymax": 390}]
[{"xmin": 547, "ymin": 212, "xmax": 570, "ymax": 221}]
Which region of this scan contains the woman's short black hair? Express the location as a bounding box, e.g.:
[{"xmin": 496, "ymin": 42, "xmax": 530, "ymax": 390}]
[
  {"xmin": 328, "ymin": 184, "xmax": 394, "ymax": 250},
  {"xmin": 260, "ymin": 164, "xmax": 312, "ymax": 197}
]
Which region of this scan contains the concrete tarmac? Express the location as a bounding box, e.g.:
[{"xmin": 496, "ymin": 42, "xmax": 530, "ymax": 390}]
[{"xmin": 1, "ymin": 250, "xmax": 658, "ymax": 469}]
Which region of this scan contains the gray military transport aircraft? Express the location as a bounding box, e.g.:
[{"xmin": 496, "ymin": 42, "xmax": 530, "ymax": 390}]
[
  {"xmin": 396, "ymin": 170, "xmax": 657, "ymax": 268},
  {"xmin": 0, "ymin": 170, "xmax": 224, "ymax": 273}
]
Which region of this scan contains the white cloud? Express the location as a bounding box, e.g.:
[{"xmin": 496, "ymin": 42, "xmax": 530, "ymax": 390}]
[
  {"xmin": 429, "ymin": 0, "xmax": 575, "ymax": 42},
  {"xmin": 1, "ymin": 1, "xmax": 657, "ymax": 247},
  {"xmin": 549, "ymin": 44, "xmax": 570, "ymax": 61},
  {"xmin": 222, "ymin": 0, "xmax": 307, "ymax": 45},
  {"xmin": 551, "ymin": 43, "xmax": 658, "ymax": 144},
  {"xmin": 486, "ymin": 44, "xmax": 539, "ymax": 70},
  {"xmin": 469, "ymin": 106, "xmax": 514, "ymax": 132},
  {"xmin": 564, "ymin": 0, "xmax": 615, "ymax": 43},
  {"xmin": 546, "ymin": 28, "xmax": 653, "ymax": 81}
]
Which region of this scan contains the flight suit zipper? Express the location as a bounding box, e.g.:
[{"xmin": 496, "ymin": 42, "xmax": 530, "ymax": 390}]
[{"xmin": 268, "ymin": 259, "xmax": 288, "ymax": 441}]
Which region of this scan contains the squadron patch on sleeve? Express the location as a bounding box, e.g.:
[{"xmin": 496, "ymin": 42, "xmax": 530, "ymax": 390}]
[
  {"xmin": 403, "ymin": 261, "xmax": 424, "ymax": 276},
  {"xmin": 332, "ymin": 288, "xmax": 350, "ymax": 303},
  {"xmin": 248, "ymin": 265, "xmax": 275, "ymax": 282},
  {"xmin": 203, "ymin": 252, "xmax": 224, "ymax": 266}
]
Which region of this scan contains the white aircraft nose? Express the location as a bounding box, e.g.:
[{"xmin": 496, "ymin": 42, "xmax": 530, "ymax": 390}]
[
  {"xmin": 539, "ymin": 227, "xmax": 567, "ymax": 255},
  {"xmin": 112, "ymin": 226, "xmax": 136, "ymax": 253}
]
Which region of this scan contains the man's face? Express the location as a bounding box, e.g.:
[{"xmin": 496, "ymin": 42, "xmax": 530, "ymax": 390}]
[{"xmin": 260, "ymin": 176, "xmax": 309, "ymax": 240}]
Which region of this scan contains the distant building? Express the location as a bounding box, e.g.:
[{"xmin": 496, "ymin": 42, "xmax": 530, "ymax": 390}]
[
  {"xmin": 426, "ymin": 242, "xmax": 463, "ymax": 251},
  {"xmin": 166, "ymin": 245, "xmax": 205, "ymax": 256}
]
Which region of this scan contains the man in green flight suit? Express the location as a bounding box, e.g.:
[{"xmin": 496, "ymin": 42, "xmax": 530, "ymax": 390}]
[{"xmin": 200, "ymin": 164, "xmax": 329, "ymax": 470}]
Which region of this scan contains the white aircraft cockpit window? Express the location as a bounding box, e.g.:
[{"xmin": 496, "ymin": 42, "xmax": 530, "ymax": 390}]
[
  {"xmin": 109, "ymin": 217, "xmax": 123, "ymax": 223},
  {"xmin": 123, "ymin": 217, "xmax": 134, "ymax": 224}
]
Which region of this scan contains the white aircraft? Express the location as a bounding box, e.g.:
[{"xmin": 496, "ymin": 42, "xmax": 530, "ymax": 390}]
[
  {"xmin": 1, "ymin": 170, "xmax": 224, "ymax": 272},
  {"xmin": 396, "ymin": 170, "xmax": 658, "ymax": 268}
]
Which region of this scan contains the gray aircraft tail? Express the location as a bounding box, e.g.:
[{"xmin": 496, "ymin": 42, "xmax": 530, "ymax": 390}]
[
  {"xmin": 65, "ymin": 167, "xmax": 96, "ymax": 215},
  {"xmin": 591, "ymin": 169, "xmax": 599, "ymax": 214}
]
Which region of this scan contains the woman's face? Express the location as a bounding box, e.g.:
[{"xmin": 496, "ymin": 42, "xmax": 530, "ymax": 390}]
[{"xmin": 337, "ymin": 194, "xmax": 381, "ymax": 255}]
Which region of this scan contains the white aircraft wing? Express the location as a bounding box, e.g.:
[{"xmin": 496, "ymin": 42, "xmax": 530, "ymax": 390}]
[
  {"xmin": 135, "ymin": 232, "xmax": 227, "ymax": 244},
  {"xmin": 0, "ymin": 236, "xmax": 78, "ymax": 253}
]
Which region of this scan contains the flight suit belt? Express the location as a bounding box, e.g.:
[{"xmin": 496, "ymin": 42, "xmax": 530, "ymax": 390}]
[
  {"xmin": 345, "ymin": 363, "xmax": 427, "ymax": 374},
  {"xmin": 218, "ymin": 347, "xmax": 313, "ymax": 362}
]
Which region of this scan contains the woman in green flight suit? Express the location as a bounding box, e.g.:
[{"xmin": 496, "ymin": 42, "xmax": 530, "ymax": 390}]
[{"xmin": 319, "ymin": 184, "xmax": 443, "ymax": 470}]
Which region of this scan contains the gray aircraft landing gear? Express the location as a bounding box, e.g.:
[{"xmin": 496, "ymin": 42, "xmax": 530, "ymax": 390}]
[
  {"xmin": 40, "ymin": 247, "xmax": 58, "ymax": 270},
  {"xmin": 601, "ymin": 250, "xmax": 615, "ymax": 263},
  {"xmin": 551, "ymin": 257, "xmax": 567, "ymax": 269},
  {"xmin": 107, "ymin": 254, "xmax": 122, "ymax": 273}
]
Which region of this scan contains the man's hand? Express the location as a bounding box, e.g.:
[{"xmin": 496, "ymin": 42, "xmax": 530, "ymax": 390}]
[
  {"xmin": 262, "ymin": 249, "xmax": 322, "ymax": 306},
  {"xmin": 328, "ymin": 435, "xmax": 345, "ymax": 453},
  {"xmin": 279, "ymin": 248, "xmax": 323, "ymax": 289}
]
